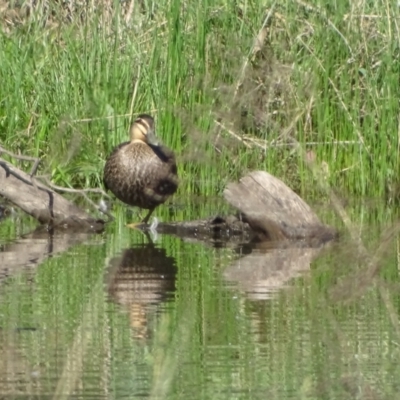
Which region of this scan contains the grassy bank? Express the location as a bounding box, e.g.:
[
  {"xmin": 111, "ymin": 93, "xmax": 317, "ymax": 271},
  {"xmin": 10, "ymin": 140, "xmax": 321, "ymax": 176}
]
[{"xmin": 0, "ymin": 0, "xmax": 399, "ymax": 201}]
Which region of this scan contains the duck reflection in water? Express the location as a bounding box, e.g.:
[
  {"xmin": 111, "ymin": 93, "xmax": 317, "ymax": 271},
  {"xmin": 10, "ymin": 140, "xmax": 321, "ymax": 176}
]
[{"xmin": 107, "ymin": 242, "xmax": 177, "ymax": 340}]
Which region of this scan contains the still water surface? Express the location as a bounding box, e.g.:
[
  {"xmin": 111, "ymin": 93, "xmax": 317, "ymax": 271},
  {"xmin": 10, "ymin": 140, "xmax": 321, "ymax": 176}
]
[{"xmin": 0, "ymin": 204, "xmax": 399, "ymax": 399}]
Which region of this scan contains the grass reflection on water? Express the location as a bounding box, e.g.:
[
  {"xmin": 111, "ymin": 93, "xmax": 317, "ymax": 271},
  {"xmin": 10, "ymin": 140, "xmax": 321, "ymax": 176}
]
[{"xmin": 0, "ymin": 203, "xmax": 399, "ymax": 399}]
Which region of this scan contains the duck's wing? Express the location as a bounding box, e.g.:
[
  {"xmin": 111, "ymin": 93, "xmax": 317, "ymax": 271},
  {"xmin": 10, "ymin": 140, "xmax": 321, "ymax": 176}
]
[
  {"xmin": 103, "ymin": 141, "xmax": 130, "ymax": 192},
  {"xmin": 149, "ymin": 143, "xmax": 176, "ymax": 164}
]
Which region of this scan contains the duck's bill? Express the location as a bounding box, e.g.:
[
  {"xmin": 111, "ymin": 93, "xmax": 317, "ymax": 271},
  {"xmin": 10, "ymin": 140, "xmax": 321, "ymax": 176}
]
[{"xmin": 146, "ymin": 130, "xmax": 160, "ymax": 146}]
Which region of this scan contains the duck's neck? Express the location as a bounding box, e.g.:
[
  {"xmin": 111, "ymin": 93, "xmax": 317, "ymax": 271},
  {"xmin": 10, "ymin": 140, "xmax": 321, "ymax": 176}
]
[{"xmin": 131, "ymin": 139, "xmax": 147, "ymax": 144}]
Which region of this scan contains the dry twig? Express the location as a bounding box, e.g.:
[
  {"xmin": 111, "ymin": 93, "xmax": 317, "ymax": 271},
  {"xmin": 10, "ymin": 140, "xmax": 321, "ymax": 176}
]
[
  {"xmin": 0, "ymin": 145, "xmax": 41, "ymax": 177},
  {"xmin": 0, "ymin": 145, "xmax": 113, "ymax": 221}
]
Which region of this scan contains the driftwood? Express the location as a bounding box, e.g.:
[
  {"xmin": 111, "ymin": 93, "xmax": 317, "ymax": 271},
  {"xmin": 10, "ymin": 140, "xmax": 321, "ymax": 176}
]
[
  {"xmin": 223, "ymin": 170, "xmax": 337, "ymax": 243},
  {"xmin": 154, "ymin": 171, "xmax": 337, "ymax": 246},
  {"xmin": 0, "ymin": 167, "xmax": 339, "ymax": 309},
  {"xmin": 0, "ymin": 154, "xmax": 337, "ymax": 244},
  {"xmin": 0, "ymin": 157, "xmax": 104, "ymax": 232},
  {"xmin": 216, "ymin": 171, "xmax": 338, "ymax": 300}
]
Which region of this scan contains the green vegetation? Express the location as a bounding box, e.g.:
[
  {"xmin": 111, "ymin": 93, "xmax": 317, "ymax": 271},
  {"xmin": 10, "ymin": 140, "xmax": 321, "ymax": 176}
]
[
  {"xmin": 0, "ymin": 0, "xmax": 399, "ymax": 202},
  {"xmin": 0, "ymin": 203, "xmax": 400, "ymax": 398},
  {"xmin": 2, "ymin": 3, "xmax": 400, "ymax": 398}
]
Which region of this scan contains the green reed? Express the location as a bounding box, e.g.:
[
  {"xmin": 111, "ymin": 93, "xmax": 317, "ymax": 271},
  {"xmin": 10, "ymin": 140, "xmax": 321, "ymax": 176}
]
[{"xmin": 0, "ymin": 0, "xmax": 399, "ymax": 203}]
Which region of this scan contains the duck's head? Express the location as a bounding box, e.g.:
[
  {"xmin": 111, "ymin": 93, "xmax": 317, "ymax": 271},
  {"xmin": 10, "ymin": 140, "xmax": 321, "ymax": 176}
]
[{"xmin": 129, "ymin": 114, "xmax": 159, "ymax": 146}]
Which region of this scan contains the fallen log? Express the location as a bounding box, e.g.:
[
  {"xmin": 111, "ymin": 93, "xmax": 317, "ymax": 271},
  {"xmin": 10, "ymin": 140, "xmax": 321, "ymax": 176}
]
[
  {"xmin": 223, "ymin": 170, "xmax": 337, "ymax": 242},
  {"xmin": 0, "ymin": 155, "xmax": 337, "ymax": 244},
  {"xmin": 154, "ymin": 171, "xmax": 337, "ymax": 246},
  {"xmin": 0, "ymin": 157, "xmax": 104, "ymax": 232}
]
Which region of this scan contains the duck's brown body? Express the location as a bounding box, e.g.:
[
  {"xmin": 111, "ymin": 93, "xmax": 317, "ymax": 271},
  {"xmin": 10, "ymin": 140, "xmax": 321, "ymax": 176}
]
[{"xmin": 103, "ymin": 114, "xmax": 178, "ymax": 223}]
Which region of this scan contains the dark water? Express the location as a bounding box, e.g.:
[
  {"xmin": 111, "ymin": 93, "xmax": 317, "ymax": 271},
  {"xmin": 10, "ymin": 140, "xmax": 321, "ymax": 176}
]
[{"xmin": 0, "ymin": 206, "xmax": 400, "ymax": 399}]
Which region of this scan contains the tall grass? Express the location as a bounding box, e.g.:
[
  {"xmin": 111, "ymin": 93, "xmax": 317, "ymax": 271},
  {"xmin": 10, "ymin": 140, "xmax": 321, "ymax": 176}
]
[{"xmin": 0, "ymin": 0, "xmax": 399, "ymax": 201}]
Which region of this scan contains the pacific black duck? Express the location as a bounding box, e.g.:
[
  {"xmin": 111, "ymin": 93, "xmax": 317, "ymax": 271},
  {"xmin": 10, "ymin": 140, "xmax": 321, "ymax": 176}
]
[{"xmin": 104, "ymin": 114, "xmax": 178, "ymax": 224}]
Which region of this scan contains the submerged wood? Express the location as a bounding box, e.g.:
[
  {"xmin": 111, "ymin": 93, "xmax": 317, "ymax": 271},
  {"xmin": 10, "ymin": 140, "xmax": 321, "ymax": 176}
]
[
  {"xmin": 0, "ymin": 157, "xmax": 104, "ymax": 232},
  {"xmin": 155, "ymin": 171, "xmax": 337, "ymax": 246},
  {"xmin": 155, "ymin": 215, "xmax": 253, "ymax": 247}
]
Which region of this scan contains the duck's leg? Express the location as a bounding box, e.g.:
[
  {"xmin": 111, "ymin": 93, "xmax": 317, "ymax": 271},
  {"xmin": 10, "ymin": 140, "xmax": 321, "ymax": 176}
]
[
  {"xmin": 141, "ymin": 207, "xmax": 155, "ymax": 224},
  {"xmin": 126, "ymin": 207, "xmax": 155, "ymax": 229}
]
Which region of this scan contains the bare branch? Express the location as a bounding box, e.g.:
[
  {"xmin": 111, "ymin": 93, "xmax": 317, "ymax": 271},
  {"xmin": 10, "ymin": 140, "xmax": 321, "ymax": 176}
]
[
  {"xmin": 0, "ymin": 144, "xmax": 113, "ymax": 223},
  {"xmin": 0, "ymin": 145, "xmax": 41, "ymax": 176},
  {"xmin": 36, "ymin": 176, "xmax": 114, "ymax": 222}
]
